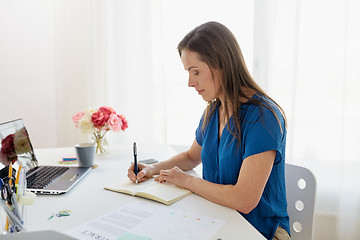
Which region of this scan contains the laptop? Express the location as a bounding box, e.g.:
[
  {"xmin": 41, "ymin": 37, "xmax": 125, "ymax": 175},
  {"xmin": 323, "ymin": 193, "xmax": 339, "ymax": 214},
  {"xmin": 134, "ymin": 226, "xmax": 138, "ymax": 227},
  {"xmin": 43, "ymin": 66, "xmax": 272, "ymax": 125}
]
[{"xmin": 0, "ymin": 119, "xmax": 91, "ymax": 195}]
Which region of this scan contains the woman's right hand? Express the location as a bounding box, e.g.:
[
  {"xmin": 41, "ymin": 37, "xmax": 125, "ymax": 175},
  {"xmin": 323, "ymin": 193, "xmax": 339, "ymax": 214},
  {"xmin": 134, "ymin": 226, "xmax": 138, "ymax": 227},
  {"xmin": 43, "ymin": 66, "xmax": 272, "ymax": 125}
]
[{"xmin": 127, "ymin": 162, "xmax": 155, "ymax": 183}]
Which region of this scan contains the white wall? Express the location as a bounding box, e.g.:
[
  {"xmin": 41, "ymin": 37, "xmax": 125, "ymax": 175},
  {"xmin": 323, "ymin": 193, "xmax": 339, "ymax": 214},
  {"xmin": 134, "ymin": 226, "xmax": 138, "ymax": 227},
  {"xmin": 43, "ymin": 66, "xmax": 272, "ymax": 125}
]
[
  {"xmin": 0, "ymin": 0, "xmax": 253, "ymax": 149},
  {"xmin": 0, "ymin": 0, "xmax": 57, "ymax": 148},
  {"xmin": 161, "ymin": 0, "xmax": 254, "ymax": 146}
]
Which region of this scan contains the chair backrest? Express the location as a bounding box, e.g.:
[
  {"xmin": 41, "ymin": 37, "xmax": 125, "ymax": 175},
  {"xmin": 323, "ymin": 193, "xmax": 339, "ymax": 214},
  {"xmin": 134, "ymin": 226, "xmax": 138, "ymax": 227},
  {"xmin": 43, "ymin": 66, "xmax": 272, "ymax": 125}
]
[{"xmin": 285, "ymin": 163, "xmax": 316, "ymax": 240}]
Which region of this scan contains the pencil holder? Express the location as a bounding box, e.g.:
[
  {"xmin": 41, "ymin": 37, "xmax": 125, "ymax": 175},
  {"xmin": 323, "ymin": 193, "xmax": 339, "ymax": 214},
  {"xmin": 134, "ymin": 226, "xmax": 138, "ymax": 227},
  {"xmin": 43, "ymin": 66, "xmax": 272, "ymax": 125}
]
[
  {"xmin": 16, "ymin": 190, "xmax": 36, "ymax": 229},
  {"xmin": 0, "ymin": 206, "xmax": 6, "ymax": 234},
  {"xmin": 0, "ymin": 165, "xmax": 35, "ymax": 234}
]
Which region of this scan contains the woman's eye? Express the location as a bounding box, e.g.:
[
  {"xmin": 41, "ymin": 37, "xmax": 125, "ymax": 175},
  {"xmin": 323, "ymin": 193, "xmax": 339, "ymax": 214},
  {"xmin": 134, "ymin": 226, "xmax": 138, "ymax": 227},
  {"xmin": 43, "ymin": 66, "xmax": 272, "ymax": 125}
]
[{"xmin": 194, "ymin": 72, "xmax": 199, "ymax": 76}]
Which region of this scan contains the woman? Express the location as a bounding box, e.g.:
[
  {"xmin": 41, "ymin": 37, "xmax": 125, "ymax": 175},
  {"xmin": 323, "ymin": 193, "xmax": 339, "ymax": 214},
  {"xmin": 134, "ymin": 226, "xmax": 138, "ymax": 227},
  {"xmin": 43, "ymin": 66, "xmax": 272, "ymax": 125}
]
[{"xmin": 128, "ymin": 21, "xmax": 290, "ymax": 240}]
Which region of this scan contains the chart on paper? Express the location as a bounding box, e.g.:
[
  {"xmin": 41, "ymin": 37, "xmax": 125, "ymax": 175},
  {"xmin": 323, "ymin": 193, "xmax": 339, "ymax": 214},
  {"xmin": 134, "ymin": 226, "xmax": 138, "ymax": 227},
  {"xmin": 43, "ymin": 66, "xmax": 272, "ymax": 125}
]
[{"xmin": 67, "ymin": 201, "xmax": 226, "ymax": 240}]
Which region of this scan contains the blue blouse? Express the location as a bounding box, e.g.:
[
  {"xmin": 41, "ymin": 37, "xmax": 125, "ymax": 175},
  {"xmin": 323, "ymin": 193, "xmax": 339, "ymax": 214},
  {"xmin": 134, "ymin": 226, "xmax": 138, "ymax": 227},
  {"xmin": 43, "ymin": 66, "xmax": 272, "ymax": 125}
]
[{"xmin": 195, "ymin": 94, "xmax": 290, "ymax": 240}]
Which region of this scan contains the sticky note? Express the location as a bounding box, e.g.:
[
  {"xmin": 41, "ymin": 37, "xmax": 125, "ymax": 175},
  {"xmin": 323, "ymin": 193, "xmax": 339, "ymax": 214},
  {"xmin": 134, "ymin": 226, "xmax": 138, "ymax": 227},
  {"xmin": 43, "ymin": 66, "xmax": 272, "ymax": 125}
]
[
  {"xmin": 117, "ymin": 232, "xmax": 151, "ymax": 240},
  {"xmin": 62, "ymin": 155, "xmax": 77, "ymax": 161}
]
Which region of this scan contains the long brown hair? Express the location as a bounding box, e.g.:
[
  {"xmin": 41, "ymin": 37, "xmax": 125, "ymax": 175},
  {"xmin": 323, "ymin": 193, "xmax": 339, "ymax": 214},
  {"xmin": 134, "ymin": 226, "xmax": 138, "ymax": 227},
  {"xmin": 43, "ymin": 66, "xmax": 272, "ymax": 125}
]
[{"xmin": 177, "ymin": 21, "xmax": 287, "ymax": 140}]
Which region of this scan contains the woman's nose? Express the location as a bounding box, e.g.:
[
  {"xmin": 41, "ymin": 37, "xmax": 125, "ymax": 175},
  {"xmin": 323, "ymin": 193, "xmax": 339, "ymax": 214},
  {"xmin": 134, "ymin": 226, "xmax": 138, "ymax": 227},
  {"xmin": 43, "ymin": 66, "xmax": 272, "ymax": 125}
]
[{"xmin": 188, "ymin": 77, "xmax": 196, "ymax": 88}]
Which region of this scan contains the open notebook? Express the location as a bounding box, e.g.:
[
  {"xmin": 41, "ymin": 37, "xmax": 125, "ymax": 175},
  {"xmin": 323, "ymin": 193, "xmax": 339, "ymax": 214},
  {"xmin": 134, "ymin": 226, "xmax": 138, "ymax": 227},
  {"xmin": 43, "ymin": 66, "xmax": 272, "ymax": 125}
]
[
  {"xmin": 104, "ymin": 177, "xmax": 192, "ymax": 205},
  {"xmin": 0, "ymin": 119, "xmax": 91, "ymax": 195}
]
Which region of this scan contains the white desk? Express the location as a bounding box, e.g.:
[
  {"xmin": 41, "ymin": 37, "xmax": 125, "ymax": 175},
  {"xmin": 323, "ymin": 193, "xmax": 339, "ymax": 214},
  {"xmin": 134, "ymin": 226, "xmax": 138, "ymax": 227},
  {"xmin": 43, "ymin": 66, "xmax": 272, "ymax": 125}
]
[{"xmin": 25, "ymin": 144, "xmax": 265, "ymax": 240}]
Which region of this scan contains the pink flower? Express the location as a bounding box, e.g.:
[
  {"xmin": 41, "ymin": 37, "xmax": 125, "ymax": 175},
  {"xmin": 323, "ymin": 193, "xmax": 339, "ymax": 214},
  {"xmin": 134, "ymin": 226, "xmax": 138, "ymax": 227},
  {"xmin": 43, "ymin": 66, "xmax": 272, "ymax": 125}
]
[
  {"xmin": 1, "ymin": 134, "xmax": 17, "ymax": 165},
  {"xmin": 72, "ymin": 111, "xmax": 85, "ymax": 127},
  {"xmin": 73, "ymin": 106, "xmax": 127, "ymax": 138},
  {"xmin": 92, "ymin": 106, "xmax": 118, "ymax": 129},
  {"xmin": 0, "ymin": 151, "xmax": 10, "ymax": 166},
  {"xmin": 92, "ymin": 111, "xmax": 108, "ymax": 129},
  {"xmin": 1, "ymin": 134, "xmax": 15, "ymax": 155},
  {"xmin": 99, "ymin": 106, "xmax": 115, "ymax": 115},
  {"xmin": 107, "ymin": 114, "xmax": 122, "ymax": 132},
  {"xmin": 119, "ymin": 114, "xmax": 128, "ymax": 131}
]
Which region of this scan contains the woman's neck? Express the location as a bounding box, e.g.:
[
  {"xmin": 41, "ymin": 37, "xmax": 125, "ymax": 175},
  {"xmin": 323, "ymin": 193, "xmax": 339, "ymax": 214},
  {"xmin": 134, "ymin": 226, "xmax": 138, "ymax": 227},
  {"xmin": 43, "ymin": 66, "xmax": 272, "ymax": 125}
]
[{"xmin": 218, "ymin": 87, "xmax": 257, "ymax": 115}]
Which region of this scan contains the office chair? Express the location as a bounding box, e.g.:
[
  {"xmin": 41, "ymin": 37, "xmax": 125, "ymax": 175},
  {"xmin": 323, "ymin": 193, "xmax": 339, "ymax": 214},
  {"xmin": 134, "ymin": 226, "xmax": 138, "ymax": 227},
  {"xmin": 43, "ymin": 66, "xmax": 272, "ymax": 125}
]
[{"xmin": 285, "ymin": 163, "xmax": 316, "ymax": 240}]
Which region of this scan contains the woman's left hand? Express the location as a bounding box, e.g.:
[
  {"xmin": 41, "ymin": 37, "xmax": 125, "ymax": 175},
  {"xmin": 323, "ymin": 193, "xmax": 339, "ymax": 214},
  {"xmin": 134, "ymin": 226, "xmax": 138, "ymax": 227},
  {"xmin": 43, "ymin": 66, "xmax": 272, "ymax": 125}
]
[{"xmin": 155, "ymin": 166, "xmax": 192, "ymax": 189}]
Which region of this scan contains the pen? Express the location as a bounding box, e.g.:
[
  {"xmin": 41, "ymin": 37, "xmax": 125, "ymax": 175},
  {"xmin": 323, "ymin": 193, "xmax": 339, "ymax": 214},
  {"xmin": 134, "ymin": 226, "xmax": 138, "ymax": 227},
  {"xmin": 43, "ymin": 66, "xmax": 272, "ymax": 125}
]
[
  {"xmin": 17, "ymin": 168, "xmax": 26, "ymax": 222},
  {"xmin": 0, "ymin": 198, "xmax": 24, "ymax": 231},
  {"xmin": 8, "ymin": 162, "xmax": 13, "ymax": 185},
  {"xmin": 133, "ymin": 142, "xmax": 138, "ymax": 184},
  {"xmin": 15, "ymin": 165, "xmax": 22, "ymax": 196},
  {"xmin": 5, "ymin": 162, "xmax": 13, "ymax": 231}
]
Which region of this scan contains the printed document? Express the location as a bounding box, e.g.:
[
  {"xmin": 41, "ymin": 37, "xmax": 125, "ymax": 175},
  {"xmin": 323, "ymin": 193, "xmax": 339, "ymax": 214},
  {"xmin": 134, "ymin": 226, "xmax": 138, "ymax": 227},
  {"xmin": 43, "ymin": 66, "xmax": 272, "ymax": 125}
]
[{"xmin": 66, "ymin": 201, "xmax": 226, "ymax": 240}]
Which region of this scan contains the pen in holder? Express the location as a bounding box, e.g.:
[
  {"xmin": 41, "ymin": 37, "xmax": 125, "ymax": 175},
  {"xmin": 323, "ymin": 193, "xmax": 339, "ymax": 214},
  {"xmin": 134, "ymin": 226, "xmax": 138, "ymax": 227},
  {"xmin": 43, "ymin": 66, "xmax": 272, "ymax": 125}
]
[
  {"xmin": 0, "ymin": 166, "xmax": 36, "ymax": 233},
  {"xmin": 16, "ymin": 167, "xmax": 36, "ymax": 231}
]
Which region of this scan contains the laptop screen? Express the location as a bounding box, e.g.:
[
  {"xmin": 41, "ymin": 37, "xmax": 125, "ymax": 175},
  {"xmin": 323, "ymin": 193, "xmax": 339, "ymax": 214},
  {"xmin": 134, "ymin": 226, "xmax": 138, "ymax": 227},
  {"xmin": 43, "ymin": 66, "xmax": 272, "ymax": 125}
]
[{"xmin": 0, "ymin": 119, "xmax": 38, "ymax": 170}]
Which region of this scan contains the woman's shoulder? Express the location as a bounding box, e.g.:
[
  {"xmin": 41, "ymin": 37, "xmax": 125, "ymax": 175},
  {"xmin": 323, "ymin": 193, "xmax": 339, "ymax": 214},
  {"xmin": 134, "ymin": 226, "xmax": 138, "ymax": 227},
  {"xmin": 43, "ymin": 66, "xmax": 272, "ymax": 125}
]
[{"xmin": 242, "ymin": 93, "xmax": 284, "ymax": 121}]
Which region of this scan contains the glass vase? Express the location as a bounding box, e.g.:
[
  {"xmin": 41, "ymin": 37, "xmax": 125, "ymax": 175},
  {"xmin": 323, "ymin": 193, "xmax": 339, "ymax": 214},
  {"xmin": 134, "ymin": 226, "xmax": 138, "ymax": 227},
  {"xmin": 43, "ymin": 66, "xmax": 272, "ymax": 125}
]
[{"xmin": 92, "ymin": 129, "xmax": 108, "ymax": 154}]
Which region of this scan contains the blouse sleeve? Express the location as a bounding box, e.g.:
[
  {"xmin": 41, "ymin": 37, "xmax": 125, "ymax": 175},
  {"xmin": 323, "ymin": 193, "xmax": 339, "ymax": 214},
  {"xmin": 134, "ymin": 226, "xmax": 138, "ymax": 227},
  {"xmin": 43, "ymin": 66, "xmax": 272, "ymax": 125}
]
[{"xmin": 242, "ymin": 104, "xmax": 286, "ymax": 164}]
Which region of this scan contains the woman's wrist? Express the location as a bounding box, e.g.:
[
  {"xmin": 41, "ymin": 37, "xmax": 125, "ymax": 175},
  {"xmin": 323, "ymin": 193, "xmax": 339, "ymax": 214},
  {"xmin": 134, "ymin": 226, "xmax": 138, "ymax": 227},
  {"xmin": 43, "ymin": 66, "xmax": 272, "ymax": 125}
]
[
  {"xmin": 185, "ymin": 174, "xmax": 198, "ymax": 191},
  {"xmin": 148, "ymin": 162, "xmax": 162, "ymax": 177}
]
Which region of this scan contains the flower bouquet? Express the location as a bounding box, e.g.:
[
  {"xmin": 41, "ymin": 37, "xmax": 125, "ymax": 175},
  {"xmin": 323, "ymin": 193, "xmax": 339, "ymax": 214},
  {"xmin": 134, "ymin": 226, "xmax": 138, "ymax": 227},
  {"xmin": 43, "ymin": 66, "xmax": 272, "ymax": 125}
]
[
  {"xmin": 0, "ymin": 127, "xmax": 38, "ymax": 168},
  {"xmin": 72, "ymin": 106, "xmax": 128, "ymax": 154}
]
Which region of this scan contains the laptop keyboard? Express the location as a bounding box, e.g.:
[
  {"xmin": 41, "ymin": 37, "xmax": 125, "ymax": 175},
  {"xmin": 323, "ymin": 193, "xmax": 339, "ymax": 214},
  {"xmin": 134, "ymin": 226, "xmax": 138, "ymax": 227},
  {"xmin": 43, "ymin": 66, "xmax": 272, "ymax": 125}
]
[{"xmin": 27, "ymin": 166, "xmax": 69, "ymax": 189}]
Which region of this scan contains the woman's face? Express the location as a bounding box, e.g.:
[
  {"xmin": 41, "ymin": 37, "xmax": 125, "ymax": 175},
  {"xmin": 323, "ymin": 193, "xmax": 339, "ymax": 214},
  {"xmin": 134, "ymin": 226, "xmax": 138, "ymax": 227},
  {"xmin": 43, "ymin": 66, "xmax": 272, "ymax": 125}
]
[{"xmin": 180, "ymin": 49, "xmax": 222, "ymax": 102}]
